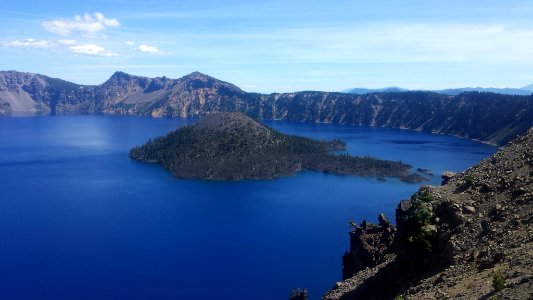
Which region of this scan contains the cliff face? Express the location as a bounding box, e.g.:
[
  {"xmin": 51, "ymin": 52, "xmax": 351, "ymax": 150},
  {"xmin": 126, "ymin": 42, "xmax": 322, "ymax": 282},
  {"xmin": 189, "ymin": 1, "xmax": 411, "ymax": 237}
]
[
  {"xmin": 259, "ymin": 91, "xmax": 533, "ymax": 145},
  {"xmin": 324, "ymin": 128, "xmax": 533, "ymax": 300},
  {"xmin": 1, "ymin": 70, "xmax": 532, "ymax": 145}
]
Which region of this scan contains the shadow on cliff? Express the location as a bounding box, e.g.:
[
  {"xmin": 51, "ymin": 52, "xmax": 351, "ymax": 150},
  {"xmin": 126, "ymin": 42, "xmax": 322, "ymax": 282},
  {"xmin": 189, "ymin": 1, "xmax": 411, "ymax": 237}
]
[{"xmin": 339, "ymin": 259, "xmax": 442, "ymax": 300}]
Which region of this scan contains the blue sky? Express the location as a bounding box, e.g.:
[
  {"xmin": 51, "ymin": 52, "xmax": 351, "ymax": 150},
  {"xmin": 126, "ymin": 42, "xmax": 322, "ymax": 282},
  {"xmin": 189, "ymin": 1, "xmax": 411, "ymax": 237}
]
[{"xmin": 2, "ymin": 0, "xmax": 533, "ymax": 92}]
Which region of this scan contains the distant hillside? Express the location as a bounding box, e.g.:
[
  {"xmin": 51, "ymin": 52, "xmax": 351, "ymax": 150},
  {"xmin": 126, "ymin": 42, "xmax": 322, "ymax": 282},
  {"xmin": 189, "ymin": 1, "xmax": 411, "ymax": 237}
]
[
  {"xmin": 520, "ymin": 84, "xmax": 533, "ymax": 92},
  {"xmin": 341, "ymin": 87, "xmax": 407, "ymax": 94},
  {"xmin": 434, "ymin": 87, "xmax": 533, "ymax": 96},
  {"xmin": 343, "ymin": 85, "xmax": 533, "ymax": 96},
  {"xmin": 324, "ymin": 127, "xmax": 533, "ymax": 300},
  {"xmin": 129, "ymin": 112, "xmax": 418, "ymax": 181},
  {"xmin": 1, "ymin": 70, "xmax": 532, "ymax": 146}
]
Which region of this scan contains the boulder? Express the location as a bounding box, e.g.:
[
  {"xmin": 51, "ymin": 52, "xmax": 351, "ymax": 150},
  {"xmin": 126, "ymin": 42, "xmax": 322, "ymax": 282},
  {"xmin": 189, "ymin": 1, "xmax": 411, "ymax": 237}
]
[
  {"xmin": 462, "ymin": 205, "xmax": 476, "ymax": 214},
  {"xmin": 441, "ymin": 171, "xmax": 456, "ymax": 185}
]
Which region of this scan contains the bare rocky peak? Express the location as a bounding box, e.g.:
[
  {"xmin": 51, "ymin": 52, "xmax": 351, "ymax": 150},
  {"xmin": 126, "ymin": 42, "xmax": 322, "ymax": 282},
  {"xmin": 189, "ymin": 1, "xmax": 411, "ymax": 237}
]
[
  {"xmin": 0, "ymin": 71, "xmax": 44, "ymax": 89},
  {"xmin": 194, "ymin": 112, "xmax": 267, "ymax": 133},
  {"xmin": 98, "ymin": 71, "xmax": 176, "ymax": 100},
  {"xmin": 103, "ymin": 71, "xmax": 148, "ymax": 88},
  {"xmin": 175, "ymin": 71, "xmax": 243, "ymax": 92},
  {"xmin": 0, "ymin": 71, "xmax": 82, "ymax": 92},
  {"xmin": 100, "ymin": 70, "xmax": 241, "ymax": 94},
  {"xmin": 0, "ymin": 72, "xmax": 79, "ymax": 108}
]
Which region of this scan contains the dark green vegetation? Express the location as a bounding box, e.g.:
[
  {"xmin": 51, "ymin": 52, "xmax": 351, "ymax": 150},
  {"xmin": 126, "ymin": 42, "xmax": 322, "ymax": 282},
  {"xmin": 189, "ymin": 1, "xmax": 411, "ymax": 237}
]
[
  {"xmin": 129, "ymin": 112, "xmax": 421, "ymax": 181},
  {"xmin": 1, "ymin": 70, "xmax": 532, "ymax": 145},
  {"xmin": 396, "ymin": 189, "xmax": 437, "ymax": 255},
  {"xmin": 492, "ymin": 271, "xmax": 506, "ymax": 292}
]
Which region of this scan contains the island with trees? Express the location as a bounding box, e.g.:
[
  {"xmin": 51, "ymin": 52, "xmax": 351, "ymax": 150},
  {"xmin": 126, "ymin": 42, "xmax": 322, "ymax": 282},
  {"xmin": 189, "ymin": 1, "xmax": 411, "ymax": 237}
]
[{"xmin": 129, "ymin": 112, "xmax": 426, "ymax": 182}]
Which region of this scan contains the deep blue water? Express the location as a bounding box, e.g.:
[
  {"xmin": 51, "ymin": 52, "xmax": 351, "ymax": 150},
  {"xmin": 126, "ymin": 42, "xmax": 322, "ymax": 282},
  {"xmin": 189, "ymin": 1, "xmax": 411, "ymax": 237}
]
[{"xmin": 0, "ymin": 116, "xmax": 495, "ymax": 300}]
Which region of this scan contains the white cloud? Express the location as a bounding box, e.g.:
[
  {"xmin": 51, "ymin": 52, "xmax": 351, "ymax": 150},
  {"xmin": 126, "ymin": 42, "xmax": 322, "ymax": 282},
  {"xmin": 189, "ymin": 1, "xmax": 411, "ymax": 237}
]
[
  {"xmin": 58, "ymin": 39, "xmax": 77, "ymax": 45},
  {"xmin": 42, "ymin": 12, "xmax": 119, "ymax": 37},
  {"xmin": 69, "ymin": 44, "xmax": 118, "ymax": 57},
  {"xmin": 137, "ymin": 44, "xmax": 164, "ymax": 54},
  {"xmin": 2, "ymin": 38, "xmax": 54, "ymax": 49},
  {"xmin": 125, "ymin": 41, "xmax": 135, "ymax": 45}
]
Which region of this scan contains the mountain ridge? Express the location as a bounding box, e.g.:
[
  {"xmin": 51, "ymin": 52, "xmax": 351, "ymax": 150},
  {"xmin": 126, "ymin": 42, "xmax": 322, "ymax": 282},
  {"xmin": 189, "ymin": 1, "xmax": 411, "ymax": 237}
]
[{"xmin": 1, "ymin": 70, "xmax": 532, "ymax": 146}]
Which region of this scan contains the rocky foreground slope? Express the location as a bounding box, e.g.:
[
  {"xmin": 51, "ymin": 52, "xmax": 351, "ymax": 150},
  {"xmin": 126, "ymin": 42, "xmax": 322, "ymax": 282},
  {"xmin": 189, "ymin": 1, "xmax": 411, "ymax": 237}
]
[
  {"xmin": 1, "ymin": 70, "xmax": 532, "ymax": 146},
  {"xmin": 323, "ymin": 128, "xmax": 533, "ymax": 299}
]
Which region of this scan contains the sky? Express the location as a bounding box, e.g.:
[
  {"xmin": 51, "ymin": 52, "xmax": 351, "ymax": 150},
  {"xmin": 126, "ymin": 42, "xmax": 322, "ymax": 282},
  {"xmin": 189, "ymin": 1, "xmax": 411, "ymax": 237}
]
[{"xmin": 1, "ymin": 0, "xmax": 533, "ymax": 93}]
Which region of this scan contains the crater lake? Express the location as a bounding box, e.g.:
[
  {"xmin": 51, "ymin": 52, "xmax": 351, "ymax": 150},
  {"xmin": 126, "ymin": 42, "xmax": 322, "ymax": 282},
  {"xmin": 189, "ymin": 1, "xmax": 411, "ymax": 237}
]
[{"xmin": 0, "ymin": 115, "xmax": 495, "ymax": 300}]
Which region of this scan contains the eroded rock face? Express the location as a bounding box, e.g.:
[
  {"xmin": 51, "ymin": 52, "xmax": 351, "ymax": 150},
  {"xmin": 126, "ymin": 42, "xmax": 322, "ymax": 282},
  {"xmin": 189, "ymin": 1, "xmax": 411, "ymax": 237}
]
[
  {"xmin": 0, "ymin": 99, "xmax": 10, "ymax": 115},
  {"xmin": 324, "ymin": 128, "xmax": 533, "ymax": 300}
]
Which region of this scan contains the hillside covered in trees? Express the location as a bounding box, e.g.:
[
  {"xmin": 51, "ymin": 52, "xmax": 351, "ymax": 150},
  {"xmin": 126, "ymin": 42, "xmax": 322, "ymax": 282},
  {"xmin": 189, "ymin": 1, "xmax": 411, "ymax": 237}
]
[{"xmin": 129, "ymin": 112, "xmax": 423, "ymax": 181}]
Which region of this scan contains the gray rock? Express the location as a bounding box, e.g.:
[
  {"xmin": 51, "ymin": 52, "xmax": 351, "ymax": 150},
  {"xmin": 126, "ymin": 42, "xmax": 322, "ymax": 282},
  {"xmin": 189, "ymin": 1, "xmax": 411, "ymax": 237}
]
[
  {"xmin": 378, "ymin": 213, "xmax": 390, "ymax": 226},
  {"xmin": 422, "ymin": 224, "xmax": 438, "ymax": 233},
  {"xmin": 463, "ymin": 205, "xmax": 476, "ymax": 214}
]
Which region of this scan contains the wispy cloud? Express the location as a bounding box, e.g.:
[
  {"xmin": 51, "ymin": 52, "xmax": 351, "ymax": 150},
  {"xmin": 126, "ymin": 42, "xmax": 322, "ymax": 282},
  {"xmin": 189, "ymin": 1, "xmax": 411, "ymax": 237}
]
[
  {"xmin": 321, "ymin": 23, "xmax": 533, "ymax": 63},
  {"xmin": 189, "ymin": 23, "xmax": 533, "ymax": 64},
  {"xmin": 136, "ymin": 44, "xmax": 165, "ymax": 54},
  {"xmin": 2, "ymin": 38, "xmax": 55, "ymax": 48},
  {"xmin": 42, "ymin": 12, "xmax": 119, "ymax": 37},
  {"xmin": 58, "ymin": 39, "xmax": 77, "ymax": 45},
  {"xmin": 69, "ymin": 44, "xmax": 118, "ymax": 57}
]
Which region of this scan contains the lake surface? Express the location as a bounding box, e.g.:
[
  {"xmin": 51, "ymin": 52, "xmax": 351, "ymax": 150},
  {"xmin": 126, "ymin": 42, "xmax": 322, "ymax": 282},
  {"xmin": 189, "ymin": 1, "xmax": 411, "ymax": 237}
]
[{"xmin": 0, "ymin": 116, "xmax": 496, "ymax": 300}]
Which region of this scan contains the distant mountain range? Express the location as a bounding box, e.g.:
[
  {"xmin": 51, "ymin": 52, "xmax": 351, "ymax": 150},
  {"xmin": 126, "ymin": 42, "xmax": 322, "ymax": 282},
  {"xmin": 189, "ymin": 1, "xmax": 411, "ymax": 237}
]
[
  {"xmin": 343, "ymin": 85, "xmax": 533, "ymax": 96},
  {"xmin": 341, "ymin": 87, "xmax": 408, "ymax": 94},
  {"xmin": 1, "ymin": 70, "xmax": 532, "ymax": 146}
]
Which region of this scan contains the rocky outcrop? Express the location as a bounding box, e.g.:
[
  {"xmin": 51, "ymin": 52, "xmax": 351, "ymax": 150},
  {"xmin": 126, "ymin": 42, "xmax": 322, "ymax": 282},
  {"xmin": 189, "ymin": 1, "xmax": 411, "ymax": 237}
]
[
  {"xmin": 323, "ymin": 127, "xmax": 533, "ymax": 299},
  {"xmin": 289, "ymin": 289, "xmax": 308, "ymax": 300},
  {"xmin": 441, "ymin": 171, "xmax": 455, "ymax": 185},
  {"xmin": 0, "ymin": 99, "xmax": 10, "ymax": 115},
  {"xmin": 1, "ymin": 70, "xmax": 532, "ymax": 145},
  {"xmin": 341, "ymin": 214, "xmax": 396, "ymax": 279}
]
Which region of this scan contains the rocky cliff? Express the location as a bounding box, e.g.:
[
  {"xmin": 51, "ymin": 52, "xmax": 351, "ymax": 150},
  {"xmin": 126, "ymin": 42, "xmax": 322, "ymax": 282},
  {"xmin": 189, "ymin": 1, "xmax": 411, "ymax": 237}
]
[
  {"xmin": 1, "ymin": 70, "xmax": 532, "ymax": 145},
  {"xmin": 323, "ymin": 127, "xmax": 533, "ymax": 300}
]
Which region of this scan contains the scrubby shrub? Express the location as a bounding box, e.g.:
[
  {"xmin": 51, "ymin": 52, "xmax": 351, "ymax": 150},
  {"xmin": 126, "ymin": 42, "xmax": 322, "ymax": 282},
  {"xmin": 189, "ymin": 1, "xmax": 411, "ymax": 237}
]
[
  {"xmin": 417, "ymin": 189, "xmax": 434, "ymax": 203},
  {"xmin": 464, "ymin": 175, "xmax": 476, "ymax": 187},
  {"xmin": 492, "ymin": 271, "xmax": 505, "ymax": 292},
  {"xmin": 411, "ymin": 204, "xmax": 432, "ymax": 226},
  {"xmin": 399, "ymin": 191, "xmax": 437, "ymax": 256},
  {"xmin": 408, "ymin": 230, "xmax": 435, "ymax": 253}
]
